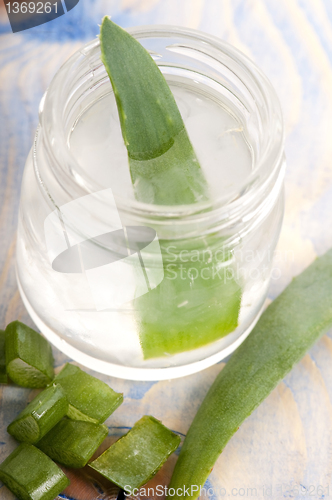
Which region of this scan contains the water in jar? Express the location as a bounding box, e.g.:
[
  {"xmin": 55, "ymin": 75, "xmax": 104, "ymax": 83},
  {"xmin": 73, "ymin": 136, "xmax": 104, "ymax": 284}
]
[{"xmin": 17, "ymin": 83, "xmax": 280, "ymax": 376}]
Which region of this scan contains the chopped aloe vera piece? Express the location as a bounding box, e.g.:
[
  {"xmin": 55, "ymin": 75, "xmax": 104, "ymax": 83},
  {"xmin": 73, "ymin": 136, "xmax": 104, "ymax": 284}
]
[
  {"xmin": 53, "ymin": 363, "xmax": 123, "ymax": 423},
  {"xmin": 100, "ymin": 19, "xmax": 241, "ymax": 358},
  {"xmin": 7, "ymin": 385, "xmax": 68, "ymax": 444},
  {"xmin": 169, "ymin": 248, "xmax": 332, "ymax": 500},
  {"xmin": 0, "ymin": 329, "xmax": 7, "ymax": 383},
  {"xmin": 137, "ymin": 237, "xmax": 241, "ymax": 358},
  {"xmin": 37, "ymin": 419, "xmax": 108, "ymax": 468},
  {"xmin": 0, "ymin": 443, "xmax": 69, "ymax": 500},
  {"xmin": 5, "ymin": 321, "xmax": 54, "ymax": 388},
  {"xmin": 89, "ymin": 415, "xmax": 181, "ymax": 490},
  {"xmin": 100, "ymin": 17, "xmax": 209, "ymax": 206}
]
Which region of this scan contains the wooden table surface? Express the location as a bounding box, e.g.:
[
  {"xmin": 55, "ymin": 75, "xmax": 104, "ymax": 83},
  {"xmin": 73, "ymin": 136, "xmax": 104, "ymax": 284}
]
[{"xmin": 1, "ymin": 1, "xmax": 332, "ymax": 499}]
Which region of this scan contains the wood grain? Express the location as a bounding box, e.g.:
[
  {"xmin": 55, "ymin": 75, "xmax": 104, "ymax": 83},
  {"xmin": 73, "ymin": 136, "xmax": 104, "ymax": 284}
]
[{"xmin": 1, "ymin": 1, "xmax": 332, "ymax": 499}]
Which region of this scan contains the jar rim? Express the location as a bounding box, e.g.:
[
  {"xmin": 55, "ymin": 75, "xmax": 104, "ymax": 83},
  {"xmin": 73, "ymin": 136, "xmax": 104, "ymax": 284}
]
[{"xmin": 40, "ymin": 24, "xmax": 285, "ymax": 223}]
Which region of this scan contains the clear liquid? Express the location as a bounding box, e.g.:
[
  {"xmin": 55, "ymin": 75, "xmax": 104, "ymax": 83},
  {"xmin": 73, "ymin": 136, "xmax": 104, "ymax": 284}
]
[
  {"xmin": 59, "ymin": 86, "xmax": 263, "ymax": 370},
  {"xmin": 17, "ymin": 84, "xmax": 277, "ymax": 379},
  {"xmin": 69, "ymin": 86, "xmax": 252, "ymax": 203}
]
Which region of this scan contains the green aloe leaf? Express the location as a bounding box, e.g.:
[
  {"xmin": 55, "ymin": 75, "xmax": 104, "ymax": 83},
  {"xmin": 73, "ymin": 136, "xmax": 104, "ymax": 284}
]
[
  {"xmin": 137, "ymin": 236, "xmax": 241, "ymax": 358},
  {"xmin": 53, "ymin": 363, "xmax": 123, "ymax": 423},
  {"xmin": 37, "ymin": 419, "xmax": 108, "ymax": 468},
  {"xmin": 168, "ymin": 248, "xmax": 332, "ymax": 500},
  {"xmin": 100, "ymin": 18, "xmax": 241, "ymax": 357},
  {"xmin": 5, "ymin": 321, "xmax": 54, "ymax": 388},
  {"xmin": 100, "ymin": 17, "xmax": 209, "ymax": 205},
  {"xmin": 7, "ymin": 385, "xmax": 68, "ymax": 444},
  {"xmin": 0, "ymin": 444, "xmax": 69, "ymax": 500},
  {"xmin": 89, "ymin": 415, "xmax": 181, "ymax": 490}
]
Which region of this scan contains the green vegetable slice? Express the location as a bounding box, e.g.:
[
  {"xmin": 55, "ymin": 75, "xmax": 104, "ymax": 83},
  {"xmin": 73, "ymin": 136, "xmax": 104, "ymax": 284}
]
[
  {"xmin": 7, "ymin": 385, "xmax": 68, "ymax": 444},
  {"xmin": 100, "ymin": 19, "xmax": 241, "ymax": 358},
  {"xmin": 0, "ymin": 329, "xmax": 7, "ymax": 383},
  {"xmin": 89, "ymin": 415, "xmax": 181, "ymax": 490},
  {"xmin": 168, "ymin": 248, "xmax": 332, "ymax": 500},
  {"xmin": 53, "ymin": 363, "xmax": 123, "ymax": 423},
  {"xmin": 100, "ymin": 17, "xmax": 209, "ymax": 206},
  {"xmin": 5, "ymin": 321, "xmax": 54, "ymax": 388},
  {"xmin": 137, "ymin": 238, "xmax": 241, "ymax": 358},
  {"xmin": 37, "ymin": 419, "xmax": 108, "ymax": 468},
  {"xmin": 0, "ymin": 443, "xmax": 69, "ymax": 500}
]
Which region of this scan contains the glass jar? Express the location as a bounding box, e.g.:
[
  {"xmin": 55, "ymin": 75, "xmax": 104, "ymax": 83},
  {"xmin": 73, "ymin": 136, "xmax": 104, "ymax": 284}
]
[{"xmin": 16, "ymin": 26, "xmax": 285, "ymax": 380}]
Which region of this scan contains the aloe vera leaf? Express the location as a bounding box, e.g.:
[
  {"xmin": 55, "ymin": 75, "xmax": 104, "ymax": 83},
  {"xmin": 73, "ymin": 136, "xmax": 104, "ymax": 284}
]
[
  {"xmin": 5, "ymin": 321, "xmax": 54, "ymax": 388},
  {"xmin": 137, "ymin": 237, "xmax": 241, "ymax": 358},
  {"xmin": 0, "ymin": 443, "xmax": 69, "ymax": 500},
  {"xmin": 89, "ymin": 415, "xmax": 181, "ymax": 490},
  {"xmin": 168, "ymin": 249, "xmax": 332, "ymax": 500},
  {"xmin": 7, "ymin": 385, "xmax": 68, "ymax": 444},
  {"xmin": 100, "ymin": 17, "xmax": 209, "ymax": 205},
  {"xmin": 37, "ymin": 419, "xmax": 108, "ymax": 468},
  {"xmin": 53, "ymin": 363, "xmax": 123, "ymax": 423},
  {"xmin": 100, "ymin": 19, "xmax": 241, "ymax": 357},
  {"xmin": 0, "ymin": 329, "xmax": 7, "ymax": 383}
]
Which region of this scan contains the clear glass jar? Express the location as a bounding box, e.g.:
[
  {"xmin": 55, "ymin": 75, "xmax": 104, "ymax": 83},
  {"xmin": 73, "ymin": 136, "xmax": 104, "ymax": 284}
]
[{"xmin": 16, "ymin": 26, "xmax": 285, "ymax": 380}]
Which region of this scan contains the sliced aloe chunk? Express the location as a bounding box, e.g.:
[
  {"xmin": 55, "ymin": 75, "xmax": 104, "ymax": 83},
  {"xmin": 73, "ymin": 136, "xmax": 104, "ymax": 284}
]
[
  {"xmin": 5, "ymin": 321, "xmax": 54, "ymax": 388},
  {"xmin": 100, "ymin": 19, "xmax": 241, "ymax": 358},
  {"xmin": 7, "ymin": 384, "xmax": 68, "ymax": 444},
  {"xmin": 137, "ymin": 237, "xmax": 241, "ymax": 358},
  {"xmin": 0, "ymin": 443, "xmax": 69, "ymax": 500},
  {"xmin": 53, "ymin": 363, "xmax": 123, "ymax": 423},
  {"xmin": 0, "ymin": 329, "xmax": 7, "ymax": 383},
  {"xmin": 89, "ymin": 415, "xmax": 181, "ymax": 490},
  {"xmin": 37, "ymin": 419, "xmax": 108, "ymax": 468}
]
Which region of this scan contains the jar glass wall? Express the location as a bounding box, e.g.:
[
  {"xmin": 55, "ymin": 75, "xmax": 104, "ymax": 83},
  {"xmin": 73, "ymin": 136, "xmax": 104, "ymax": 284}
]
[{"xmin": 16, "ymin": 26, "xmax": 285, "ymax": 380}]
